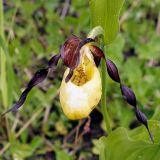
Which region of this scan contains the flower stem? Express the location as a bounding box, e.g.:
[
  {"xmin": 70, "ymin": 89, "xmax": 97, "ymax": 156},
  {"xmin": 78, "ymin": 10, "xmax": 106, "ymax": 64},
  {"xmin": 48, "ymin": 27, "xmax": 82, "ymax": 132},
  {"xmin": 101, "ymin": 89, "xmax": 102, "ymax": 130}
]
[
  {"xmin": 101, "ymin": 46, "xmax": 112, "ymax": 134},
  {"xmin": 0, "ymin": 0, "xmax": 10, "ymax": 141},
  {"xmin": 88, "ymin": 26, "xmax": 112, "ymax": 134},
  {"xmin": 0, "ymin": 0, "xmax": 8, "ymax": 108}
]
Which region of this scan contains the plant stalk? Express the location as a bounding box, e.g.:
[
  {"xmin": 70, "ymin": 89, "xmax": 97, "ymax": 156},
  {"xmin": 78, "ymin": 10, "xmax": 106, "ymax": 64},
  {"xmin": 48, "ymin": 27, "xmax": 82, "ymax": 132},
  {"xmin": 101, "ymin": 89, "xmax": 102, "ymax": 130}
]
[
  {"xmin": 0, "ymin": 0, "xmax": 10, "ymax": 141},
  {"xmin": 0, "ymin": 0, "xmax": 8, "ymax": 108},
  {"xmin": 88, "ymin": 26, "xmax": 112, "ymax": 134},
  {"xmin": 101, "ymin": 46, "xmax": 112, "ymax": 134}
]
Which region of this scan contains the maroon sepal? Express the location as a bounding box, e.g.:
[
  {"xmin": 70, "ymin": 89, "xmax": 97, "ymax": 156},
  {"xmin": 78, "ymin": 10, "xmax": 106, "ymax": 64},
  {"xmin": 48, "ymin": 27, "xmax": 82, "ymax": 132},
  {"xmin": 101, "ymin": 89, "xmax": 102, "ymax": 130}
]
[
  {"xmin": 90, "ymin": 45, "xmax": 105, "ymax": 66},
  {"xmin": 61, "ymin": 35, "xmax": 94, "ymax": 82},
  {"xmin": 60, "ymin": 35, "xmax": 81, "ymax": 70},
  {"xmin": 90, "ymin": 45, "xmax": 105, "ymax": 58}
]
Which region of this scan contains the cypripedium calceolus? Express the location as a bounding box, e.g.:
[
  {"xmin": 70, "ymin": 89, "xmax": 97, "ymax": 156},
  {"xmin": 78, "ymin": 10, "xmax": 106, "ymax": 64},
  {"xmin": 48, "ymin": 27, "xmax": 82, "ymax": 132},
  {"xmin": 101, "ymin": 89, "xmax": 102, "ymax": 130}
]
[
  {"xmin": 59, "ymin": 36, "xmax": 102, "ymax": 120},
  {"xmin": 2, "ymin": 35, "xmax": 105, "ymax": 120},
  {"xmin": 2, "ymin": 35, "xmax": 153, "ymax": 142}
]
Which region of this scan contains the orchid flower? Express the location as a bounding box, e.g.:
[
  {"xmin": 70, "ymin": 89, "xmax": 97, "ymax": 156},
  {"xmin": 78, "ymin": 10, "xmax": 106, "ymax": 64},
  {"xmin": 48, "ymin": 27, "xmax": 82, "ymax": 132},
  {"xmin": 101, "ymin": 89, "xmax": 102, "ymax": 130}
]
[
  {"xmin": 2, "ymin": 35, "xmax": 153, "ymax": 142},
  {"xmin": 2, "ymin": 36, "xmax": 103, "ymax": 119}
]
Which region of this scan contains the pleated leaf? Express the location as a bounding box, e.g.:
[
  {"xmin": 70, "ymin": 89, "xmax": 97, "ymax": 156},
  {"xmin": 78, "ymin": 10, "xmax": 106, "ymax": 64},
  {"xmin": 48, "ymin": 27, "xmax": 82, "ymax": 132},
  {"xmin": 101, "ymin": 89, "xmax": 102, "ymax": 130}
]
[
  {"xmin": 98, "ymin": 120, "xmax": 160, "ymax": 160},
  {"xmin": 90, "ymin": 0, "xmax": 124, "ymax": 44}
]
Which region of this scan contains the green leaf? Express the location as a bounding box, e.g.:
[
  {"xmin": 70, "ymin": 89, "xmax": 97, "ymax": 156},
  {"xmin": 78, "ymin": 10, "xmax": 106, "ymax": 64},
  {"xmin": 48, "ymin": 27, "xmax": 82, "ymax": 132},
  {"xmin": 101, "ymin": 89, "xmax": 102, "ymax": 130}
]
[
  {"xmin": 0, "ymin": 35, "xmax": 14, "ymax": 106},
  {"xmin": 0, "ymin": 36, "xmax": 9, "ymax": 56},
  {"xmin": 90, "ymin": 0, "xmax": 124, "ymax": 44},
  {"xmin": 56, "ymin": 150, "xmax": 73, "ymax": 160},
  {"xmin": 98, "ymin": 120, "xmax": 160, "ymax": 160}
]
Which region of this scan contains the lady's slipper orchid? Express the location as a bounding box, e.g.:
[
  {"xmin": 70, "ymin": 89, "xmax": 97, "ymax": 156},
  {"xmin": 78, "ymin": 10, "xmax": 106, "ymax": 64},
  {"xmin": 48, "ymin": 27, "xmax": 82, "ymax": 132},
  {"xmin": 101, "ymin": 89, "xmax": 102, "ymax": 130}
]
[
  {"xmin": 2, "ymin": 35, "xmax": 153, "ymax": 142},
  {"xmin": 2, "ymin": 35, "xmax": 104, "ymax": 120},
  {"xmin": 60, "ymin": 37, "xmax": 102, "ymax": 119}
]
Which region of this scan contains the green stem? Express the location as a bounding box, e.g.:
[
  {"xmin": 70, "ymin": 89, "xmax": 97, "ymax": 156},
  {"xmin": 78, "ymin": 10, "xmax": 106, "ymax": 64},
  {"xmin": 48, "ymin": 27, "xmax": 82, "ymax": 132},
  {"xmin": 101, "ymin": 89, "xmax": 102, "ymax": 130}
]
[
  {"xmin": 0, "ymin": 0, "xmax": 8, "ymax": 108},
  {"xmin": 101, "ymin": 46, "xmax": 112, "ymax": 134},
  {"xmin": 0, "ymin": 0, "xmax": 10, "ymax": 141},
  {"xmin": 0, "ymin": 0, "xmax": 4, "ymax": 37},
  {"xmin": 88, "ymin": 26, "xmax": 112, "ymax": 134},
  {"xmin": 7, "ymin": 0, "xmax": 20, "ymax": 43}
]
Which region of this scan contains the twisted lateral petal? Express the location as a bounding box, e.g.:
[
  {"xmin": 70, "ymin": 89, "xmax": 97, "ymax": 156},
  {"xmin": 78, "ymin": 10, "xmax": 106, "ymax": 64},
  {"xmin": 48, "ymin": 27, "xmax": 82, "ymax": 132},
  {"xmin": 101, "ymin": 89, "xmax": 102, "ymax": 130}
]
[
  {"xmin": 2, "ymin": 68, "xmax": 48, "ymax": 115},
  {"xmin": 106, "ymin": 59, "xmax": 120, "ymax": 83},
  {"xmin": 2, "ymin": 54, "xmax": 60, "ymax": 116},
  {"xmin": 105, "ymin": 58, "xmax": 153, "ymax": 142},
  {"xmin": 120, "ymin": 84, "xmax": 137, "ymax": 107}
]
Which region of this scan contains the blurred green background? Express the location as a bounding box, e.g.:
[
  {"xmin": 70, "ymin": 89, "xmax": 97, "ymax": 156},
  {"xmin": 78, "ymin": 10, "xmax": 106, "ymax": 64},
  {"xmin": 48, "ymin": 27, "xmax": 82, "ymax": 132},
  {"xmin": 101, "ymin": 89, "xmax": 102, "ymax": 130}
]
[{"xmin": 0, "ymin": 0, "xmax": 160, "ymax": 159}]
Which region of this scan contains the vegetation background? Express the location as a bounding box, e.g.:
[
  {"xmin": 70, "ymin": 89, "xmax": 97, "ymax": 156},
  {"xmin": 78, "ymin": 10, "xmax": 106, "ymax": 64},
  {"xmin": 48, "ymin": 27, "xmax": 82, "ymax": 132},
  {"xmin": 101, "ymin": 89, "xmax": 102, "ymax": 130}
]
[{"xmin": 0, "ymin": 0, "xmax": 160, "ymax": 159}]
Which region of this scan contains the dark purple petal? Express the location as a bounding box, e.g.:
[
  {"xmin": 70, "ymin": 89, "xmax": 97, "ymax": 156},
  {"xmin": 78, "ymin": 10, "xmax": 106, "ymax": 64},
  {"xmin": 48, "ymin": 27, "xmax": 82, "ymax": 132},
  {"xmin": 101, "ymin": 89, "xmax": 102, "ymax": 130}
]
[
  {"xmin": 89, "ymin": 45, "xmax": 105, "ymax": 67},
  {"xmin": 120, "ymin": 84, "xmax": 137, "ymax": 107},
  {"xmin": 2, "ymin": 88, "xmax": 31, "ymax": 115},
  {"xmin": 135, "ymin": 108, "xmax": 154, "ymax": 143},
  {"xmin": 65, "ymin": 69, "xmax": 73, "ymax": 83},
  {"xmin": 2, "ymin": 68, "xmax": 49, "ymax": 116},
  {"xmin": 48, "ymin": 54, "xmax": 61, "ymax": 68},
  {"xmin": 106, "ymin": 59, "xmax": 120, "ymax": 83},
  {"xmin": 28, "ymin": 68, "xmax": 48, "ymax": 88},
  {"xmin": 104, "ymin": 57, "xmax": 153, "ymax": 142},
  {"xmin": 93, "ymin": 56, "xmax": 101, "ymax": 67},
  {"xmin": 80, "ymin": 38, "xmax": 94, "ymax": 47},
  {"xmin": 135, "ymin": 108, "xmax": 147, "ymax": 125}
]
